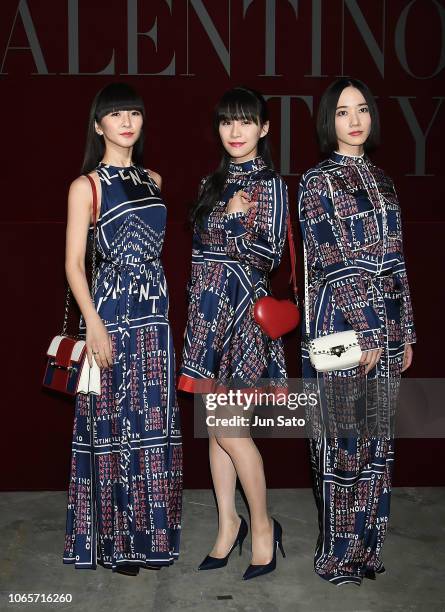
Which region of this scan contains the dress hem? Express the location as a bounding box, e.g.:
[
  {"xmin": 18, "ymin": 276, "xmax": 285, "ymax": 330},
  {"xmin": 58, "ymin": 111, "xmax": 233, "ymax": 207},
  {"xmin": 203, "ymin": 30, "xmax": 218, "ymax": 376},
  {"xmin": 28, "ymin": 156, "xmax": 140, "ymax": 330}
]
[
  {"xmin": 315, "ymin": 561, "xmax": 386, "ymax": 586},
  {"xmin": 177, "ymin": 374, "xmax": 288, "ymax": 399},
  {"xmin": 63, "ymin": 552, "xmax": 179, "ymax": 570}
]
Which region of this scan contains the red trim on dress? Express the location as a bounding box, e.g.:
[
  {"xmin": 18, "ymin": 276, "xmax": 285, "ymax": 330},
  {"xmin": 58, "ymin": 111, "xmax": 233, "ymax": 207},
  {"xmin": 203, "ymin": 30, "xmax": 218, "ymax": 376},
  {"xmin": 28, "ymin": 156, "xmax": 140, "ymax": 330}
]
[{"xmin": 177, "ymin": 374, "xmax": 288, "ymax": 402}]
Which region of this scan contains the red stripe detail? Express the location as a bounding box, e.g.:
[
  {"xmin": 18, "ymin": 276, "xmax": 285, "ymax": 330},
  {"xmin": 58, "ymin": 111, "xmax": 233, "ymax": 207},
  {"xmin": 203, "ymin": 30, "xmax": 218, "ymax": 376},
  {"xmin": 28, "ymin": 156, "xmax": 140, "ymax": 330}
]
[
  {"xmin": 177, "ymin": 375, "xmax": 216, "ymax": 394},
  {"xmin": 55, "ymin": 336, "xmax": 76, "ymax": 367}
]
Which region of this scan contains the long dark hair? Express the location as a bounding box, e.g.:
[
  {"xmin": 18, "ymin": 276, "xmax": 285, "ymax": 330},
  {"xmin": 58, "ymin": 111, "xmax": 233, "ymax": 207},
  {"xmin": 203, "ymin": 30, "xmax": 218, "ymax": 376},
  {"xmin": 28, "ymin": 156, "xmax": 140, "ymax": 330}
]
[
  {"xmin": 191, "ymin": 86, "xmax": 273, "ymax": 228},
  {"xmin": 81, "ymin": 82, "xmax": 146, "ymax": 174},
  {"xmin": 316, "ymin": 77, "xmax": 380, "ymax": 154}
]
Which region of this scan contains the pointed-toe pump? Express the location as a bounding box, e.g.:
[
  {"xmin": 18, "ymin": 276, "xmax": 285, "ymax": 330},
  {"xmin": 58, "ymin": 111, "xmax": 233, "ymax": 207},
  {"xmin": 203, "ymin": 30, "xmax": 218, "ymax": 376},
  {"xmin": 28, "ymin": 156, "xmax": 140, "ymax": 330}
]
[
  {"xmin": 198, "ymin": 515, "xmax": 248, "ymax": 570},
  {"xmin": 242, "ymin": 517, "xmax": 285, "ymax": 580}
]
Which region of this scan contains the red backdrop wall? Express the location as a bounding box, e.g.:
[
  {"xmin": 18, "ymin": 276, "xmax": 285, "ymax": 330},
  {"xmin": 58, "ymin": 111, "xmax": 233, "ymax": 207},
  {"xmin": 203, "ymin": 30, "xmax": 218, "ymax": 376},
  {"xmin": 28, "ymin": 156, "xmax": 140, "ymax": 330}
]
[{"xmin": 1, "ymin": 0, "xmax": 444, "ymax": 490}]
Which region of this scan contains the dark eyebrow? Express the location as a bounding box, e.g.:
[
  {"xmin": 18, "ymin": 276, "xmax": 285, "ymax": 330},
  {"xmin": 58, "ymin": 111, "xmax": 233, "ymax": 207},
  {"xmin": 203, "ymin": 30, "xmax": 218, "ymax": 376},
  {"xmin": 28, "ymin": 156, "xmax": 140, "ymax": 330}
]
[{"xmin": 336, "ymin": 103, "xmax": 368, "ymax": 109}]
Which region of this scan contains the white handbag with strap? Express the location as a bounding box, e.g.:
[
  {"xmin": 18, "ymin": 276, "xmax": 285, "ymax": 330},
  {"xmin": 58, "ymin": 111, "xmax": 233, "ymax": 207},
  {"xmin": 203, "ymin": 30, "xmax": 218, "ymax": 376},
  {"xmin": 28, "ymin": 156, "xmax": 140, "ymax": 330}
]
[
  {"xmin": 307, "ymin": 329, "xmax": 362, "ymax": 372},
  {"xmin": 303, "ymin": 174, "xmax": 362, "ymax": 372}
]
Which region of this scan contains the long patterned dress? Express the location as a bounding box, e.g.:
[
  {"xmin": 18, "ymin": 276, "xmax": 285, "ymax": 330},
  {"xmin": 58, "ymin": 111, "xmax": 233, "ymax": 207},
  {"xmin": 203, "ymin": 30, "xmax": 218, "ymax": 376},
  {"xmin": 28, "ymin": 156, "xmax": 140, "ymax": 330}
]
[
  {"xmin": 178, "ymin": 156, "xmax": 288, "ymax": 392},
  {"xmin": 297, "ymin": 151, "xmax": 416, "ymax": 586},
  {"xmin": 63, "ymin": 162, "xmax": 183, "ymax": 571}
]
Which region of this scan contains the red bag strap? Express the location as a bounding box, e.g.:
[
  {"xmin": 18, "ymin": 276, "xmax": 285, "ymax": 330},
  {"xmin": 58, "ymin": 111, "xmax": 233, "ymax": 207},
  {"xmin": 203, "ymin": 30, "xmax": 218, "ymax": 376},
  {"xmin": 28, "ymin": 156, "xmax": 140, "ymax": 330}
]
[
  {"xmin": 85, "ymin": 174, "xmax": 98, "ymax": 228},
  {"xmin": 250, "ymin": 183, "xmax": 298, "ymax": 305},
  {"xmin": 85, "ymin": 174, "xmax": 98, "ymax": 297},
  {"xmin": 287, "ymin": 216, "xmax": 298, "ymax": 305},
  {"xmin": 60, "ymin": 173, "xmax": 99, "ymax": 337}
]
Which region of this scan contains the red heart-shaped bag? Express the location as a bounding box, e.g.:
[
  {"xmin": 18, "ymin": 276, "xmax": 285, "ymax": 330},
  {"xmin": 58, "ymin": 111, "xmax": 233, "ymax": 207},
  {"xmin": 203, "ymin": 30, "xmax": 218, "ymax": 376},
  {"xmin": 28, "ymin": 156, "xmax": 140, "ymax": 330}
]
[
  {"xmin": 253, "ymin": 296, "xmax": 300, "ymax": 340},
  {"xmin": 251, "ymin": 213, "xmax": 300, "ymax": 339}
]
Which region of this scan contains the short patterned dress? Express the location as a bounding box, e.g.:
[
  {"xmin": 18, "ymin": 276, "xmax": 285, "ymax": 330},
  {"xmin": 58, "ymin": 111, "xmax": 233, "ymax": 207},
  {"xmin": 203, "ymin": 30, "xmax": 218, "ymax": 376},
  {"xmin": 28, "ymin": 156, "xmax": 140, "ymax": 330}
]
[
  {"xmin": 178, "ymin": 156, "xmax": 289, "ymax": 392},
  {"xmin": 63, "ymin": 162, "xmax": 183, "ymax": 571},
  {"xmin": 297, "ymin": 150, "xmax": 416, "ymax": 586}
]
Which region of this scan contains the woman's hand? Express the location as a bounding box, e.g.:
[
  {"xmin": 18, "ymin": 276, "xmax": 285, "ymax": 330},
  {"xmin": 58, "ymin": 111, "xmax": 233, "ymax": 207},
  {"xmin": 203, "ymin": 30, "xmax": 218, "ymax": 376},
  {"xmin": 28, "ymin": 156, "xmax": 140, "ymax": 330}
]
[
  {"xmin": 226, "ymin": 190, "xmax": 256, "ymax": 214},
  {"xmin": 86, "ymin": 314, "xmax": 113, "ymax": 369},
  {"xmin": 401, "ymin": 343, "xmax": 413, "ymax": 372},
  {"xmin": 360, "ymin": 347, "xmax": 383, "ymax": 374}
]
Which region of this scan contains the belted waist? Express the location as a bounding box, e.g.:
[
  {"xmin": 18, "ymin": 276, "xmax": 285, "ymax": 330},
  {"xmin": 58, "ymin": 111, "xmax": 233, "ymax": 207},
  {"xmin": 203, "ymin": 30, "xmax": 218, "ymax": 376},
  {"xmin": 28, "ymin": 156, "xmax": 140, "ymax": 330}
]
[
  {"xmin": 99, "ymin": 256, "xmax": 160, "ymax": 269},
  {"xmin": 363, "ymin": 270, "xmax": 392, "ymax": 281},
  {"xmin": 363, "ymin": 272, "xmax": 403, "ymax": 296},
  {"xmin": 200, "ymin": 250, "xmax": 248, "ymax": 264},
  {"xmin": 96, "ymin": 256, "xmax": 161, "ymax": 299},
  {"xmin": 314, "ymin": 267, "xmax": 397, "ymax": 285},
  {"xmin": 362, "ymin": 269, "xmax": 399, "ymax": 284}
]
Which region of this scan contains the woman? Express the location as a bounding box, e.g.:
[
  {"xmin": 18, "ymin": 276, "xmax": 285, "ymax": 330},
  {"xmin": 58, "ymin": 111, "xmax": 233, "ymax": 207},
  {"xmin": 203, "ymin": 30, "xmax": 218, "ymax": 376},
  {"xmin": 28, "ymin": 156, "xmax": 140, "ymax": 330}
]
[
  {"xmin": 298, "ymin": 78, "xmax": 416, "ymax": 586},
  {"xmin": 178, "ymin": 87, "xmax": 288, "ymax": 580},
  {"xmin": 62, "ymin": 82, "xmax": 183, "ymax": 575}
]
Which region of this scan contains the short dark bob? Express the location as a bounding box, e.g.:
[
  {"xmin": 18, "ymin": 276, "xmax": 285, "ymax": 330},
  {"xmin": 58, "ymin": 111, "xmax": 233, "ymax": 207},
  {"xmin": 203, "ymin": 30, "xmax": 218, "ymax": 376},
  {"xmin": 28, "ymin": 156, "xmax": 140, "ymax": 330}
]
[{"xmin": 316, "ymin": 78, "xmax": 380, "ymax": 154}]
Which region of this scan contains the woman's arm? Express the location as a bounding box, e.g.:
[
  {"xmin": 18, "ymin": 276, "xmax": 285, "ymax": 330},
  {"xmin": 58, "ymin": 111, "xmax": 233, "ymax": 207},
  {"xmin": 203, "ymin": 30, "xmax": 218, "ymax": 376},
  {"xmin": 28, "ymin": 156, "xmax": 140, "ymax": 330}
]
[
  {"xmin": 224, "ymin": 175, "xmax": 289, "ymax": 272},
  {"xmin": 65, "ymin": 174, "xmax": 112, "ymax": 369},
  {"xmin": 388, "ymin": 180, "xmax": 417, "ymax": 346},
  {"xmin": 186, "ymin": 177, "xmax": 207, "ymax": 297},
  {"xmin": 298, "ymin": 169, "xmax": 383, "ymax": 353}
]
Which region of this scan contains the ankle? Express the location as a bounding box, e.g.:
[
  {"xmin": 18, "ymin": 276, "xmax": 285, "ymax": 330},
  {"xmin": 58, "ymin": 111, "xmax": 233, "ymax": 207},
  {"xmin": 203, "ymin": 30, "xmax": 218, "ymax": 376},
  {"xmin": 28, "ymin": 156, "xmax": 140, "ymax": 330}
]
[
  {"xmin": 218, "ymin": 514, "xmax": 240, "ymax": 531},
  {"xmin": 251, "ymin": 516, "xmax": 272, "ymax": 534}
]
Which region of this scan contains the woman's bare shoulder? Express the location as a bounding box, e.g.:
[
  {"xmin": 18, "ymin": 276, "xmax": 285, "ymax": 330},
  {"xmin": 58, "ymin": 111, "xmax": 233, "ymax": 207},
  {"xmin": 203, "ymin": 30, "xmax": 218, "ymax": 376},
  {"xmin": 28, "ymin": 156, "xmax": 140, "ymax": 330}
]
[
  {"xmin": 69, "ymin": 171, "xmax": 100, "ymax": 197},
  {"xmin": 145, "ymin": 168, "xmax": 162, "ymax": 189}
]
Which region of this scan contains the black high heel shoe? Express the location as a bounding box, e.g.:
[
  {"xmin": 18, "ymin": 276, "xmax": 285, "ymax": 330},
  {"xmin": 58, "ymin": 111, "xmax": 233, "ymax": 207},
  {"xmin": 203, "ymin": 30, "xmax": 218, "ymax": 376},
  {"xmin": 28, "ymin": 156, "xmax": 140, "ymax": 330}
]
[
  {"xmin": 115, "ymin": 564, "xmax": 140, "ymax": 576},
  {"xmin": 364, "ymin": 562, "xmax": 385, "ymax": 580},
  {"xmin": 198, "ymin": 515, "xmax": 248, "ymax": 570},
  {"xmin": 242, "ymin": 517, "xmax": 285, "ymax": 580}
]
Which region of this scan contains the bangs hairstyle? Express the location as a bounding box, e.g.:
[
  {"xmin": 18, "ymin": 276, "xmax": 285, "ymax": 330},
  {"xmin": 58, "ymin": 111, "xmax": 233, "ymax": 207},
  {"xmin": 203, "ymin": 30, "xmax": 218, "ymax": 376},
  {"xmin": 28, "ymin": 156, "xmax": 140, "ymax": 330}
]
[
  {"xmin": 316, "ymin": 78, "xmax": 380, "ymax": 154},
  {"xmin": 191, "ymin": 86, "xmax": 272, "ymax": 228},
  {"xmin": 215, "ymin": 88, "xmax": 264, "ymax": 128},
  {"xmin": 81, "ymin": 82, "xmax": 146, "ymax": 174}
]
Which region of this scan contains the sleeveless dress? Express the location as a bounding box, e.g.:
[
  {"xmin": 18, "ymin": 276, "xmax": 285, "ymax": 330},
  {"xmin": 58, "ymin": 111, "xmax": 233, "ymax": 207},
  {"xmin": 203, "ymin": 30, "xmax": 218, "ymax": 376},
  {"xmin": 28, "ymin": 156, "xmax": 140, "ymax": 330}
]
[
  {"xmin": 177, "ymin": 156, "xmax": 289, "ymax": 393},
  {"xmin": 62, "ymin": 162, "xmax": 183, "ymax": 571},
  {"xmin": 298, "ymin": 151, "xmax": 416, "ymax": 586}
]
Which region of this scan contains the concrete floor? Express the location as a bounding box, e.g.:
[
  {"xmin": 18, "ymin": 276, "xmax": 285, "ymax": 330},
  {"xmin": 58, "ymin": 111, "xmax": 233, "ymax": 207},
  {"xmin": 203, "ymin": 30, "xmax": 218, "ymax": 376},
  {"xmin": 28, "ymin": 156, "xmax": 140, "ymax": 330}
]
[{"xmin": 0, "ymin": 488, "xmax": 444, "ymax": 612}]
